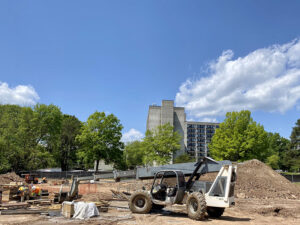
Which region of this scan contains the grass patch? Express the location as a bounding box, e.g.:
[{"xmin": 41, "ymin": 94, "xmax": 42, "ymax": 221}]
[{"xmin": 281, "ymin": 172, "xmax": 300, "ymax": 175}]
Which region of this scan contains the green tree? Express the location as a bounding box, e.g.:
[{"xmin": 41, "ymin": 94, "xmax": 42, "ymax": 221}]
[
  {"xmin": 282, "ymin": 119, "xmax": 300, "ymax": 172},
  {"xmin": 209, "ymin": 110, "xmax": 268, "ymax": 162},
  {"xmin": 0, "ymin": 105, "xmax": 23, "ymax": 172},
  {"xmin": 142, "ymin": 123, "xmax": 181, "ymax": 165},
  {"xmin": 266, "ymin": 154, "xmax": 280, "ymax": 169},
  {"xmin": 17, "ymin": 106, "xmax": 56, "ymax": 170},
  {"xmin": 0, "ymin": 104, "xmax": 61, "ymax": 172},
  {"xmin": 174, "ymin": 153, "xmax": 194, "ymax": 164},
  {"xmin": 290, "ymin": 119, "xmax": 300, "ymax": 151},
  {"xmin": 124, "ymin": 141, "xmax": 144, "ymax": 169},
  {"xmin": 59, "ymin": 115, "xmax": 82, "ymax": 171},
  {"xmin": 76, "ymin": 112, "xmax": 124, "ymax": 171},
  {"xmin": 32, "ymin": 104, "xmax": 63, "ymax": 156},
  {"xmin": 265, "ymin": 132, "xmax": 290, "ymax": 169}
]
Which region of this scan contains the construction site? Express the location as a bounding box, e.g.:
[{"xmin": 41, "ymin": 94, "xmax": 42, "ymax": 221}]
[{"xmin": 0, "ymin": 158, "xmax": 300, "ymax": 225}]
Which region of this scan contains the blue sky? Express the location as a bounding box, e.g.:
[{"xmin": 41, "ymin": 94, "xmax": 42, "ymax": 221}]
[{"xmin": 1, "ymin": 0, "xmax": 300, "ymax": 140}]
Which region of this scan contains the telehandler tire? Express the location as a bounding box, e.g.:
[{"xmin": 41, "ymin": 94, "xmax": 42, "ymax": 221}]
[
  {"xmin": 186, "ymin": 192, "xmax": 206, "ymax": 220},
  {"xmin": 207, "ymin": 207, "xmax": 224, "ymax": 218},
  {"xmin": 129, "ymin": 190, "xmax": 153, "ymax": 214}
]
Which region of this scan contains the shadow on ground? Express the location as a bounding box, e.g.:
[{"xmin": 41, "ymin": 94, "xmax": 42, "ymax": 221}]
[{"xmin": 150, "ymin": 210, "xmax": 251, "ymax": 222}]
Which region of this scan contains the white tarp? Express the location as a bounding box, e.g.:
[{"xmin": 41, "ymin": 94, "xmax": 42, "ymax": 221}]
[{"xmin": 72, "ymin": 201, "xmax": 100, "ymax": 220}]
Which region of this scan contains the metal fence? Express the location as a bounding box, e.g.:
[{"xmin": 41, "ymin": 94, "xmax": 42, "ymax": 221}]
[
  {"xmin": 281, "ymin": 174, "xmax": 300, "ymax": 183},
  {"xmin": 22, "ymin": 170, "xmax": 114, "ymax": 179}
]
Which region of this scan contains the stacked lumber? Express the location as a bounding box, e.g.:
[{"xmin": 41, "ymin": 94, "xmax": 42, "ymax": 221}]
[
  {"xmin": 0, "ymin": 202, "xmax": 29, "ymax": 210},
  {"xmin": 27, "ymin": 199, "xmax": 52, "ymax": 205}
]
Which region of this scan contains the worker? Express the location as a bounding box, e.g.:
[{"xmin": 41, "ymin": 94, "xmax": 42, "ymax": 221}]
[
  {"xmin": 18, "ymin": 186, "xmax": 29, "ymax": 202},
  {"xmin": 31, "ymin": 185, "xmax": 41, "ymax": 198},
  {"xmin": 34, "ymin": 177, "xmax": 39, "ymax": 184},
  {"xmin": 42, "ymin": 177, "xmax": 47, "ymax": 183}
]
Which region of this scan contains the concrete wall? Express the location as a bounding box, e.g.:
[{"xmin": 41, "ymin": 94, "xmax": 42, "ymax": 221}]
[
  {"xmin": 146, "ymin": 106, "xmax": 161, "ymax": 131},
  {"xmin": 161, "ymin": 100, "xmax": 174, "ymax": 126},
  {"xmin": 173, "ymin": 107, "xmax": 186, "ymax": 157},
  {"xmin": 94, "ymin": 160, "xmax": 114, "ymax": 171},
  {"xmin": 146, "ymin": 100, "xmax": 186, "ymax": 160}
]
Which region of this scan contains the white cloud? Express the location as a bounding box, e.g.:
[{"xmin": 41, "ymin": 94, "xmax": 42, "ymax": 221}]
[
  {"xmin": 122, "ymin": 128, "xmax": 144, "ymax": 143},
  {"xmin": 0, "ymin": 82, "xmax": 39, "ymax": 106},
  {"xmin": 175, "ymin": 39, "xmax": 300, "ymax": 120}
]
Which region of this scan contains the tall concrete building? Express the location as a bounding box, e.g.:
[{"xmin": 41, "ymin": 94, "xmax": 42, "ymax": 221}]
[
  {"xmin": 147, "ymin": 100, "xmax": 186, "ymax": 158},
  {"xmin": 146, "ymin": 100, "xmax": 219, "ymax": 160}
]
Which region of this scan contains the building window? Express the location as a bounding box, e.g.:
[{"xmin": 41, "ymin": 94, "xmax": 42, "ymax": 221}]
[
  {"xmin": 188, "ymin": 124, "xmax": 196, "ymax": 128},
  {"xmin": 197, "ymin": 129, "xmax": 205, "ymax": 133},
  {"xmin": 187, "ymin": 147, "xmax": 195, "ymax": 151},
  {"xmin": 188, "ymin": 138, "xmax": 196, "ymax": 142},
  {"xmin": 206, "ymin": 129, "xmax": 215, "ymax": 134},
  {"xmin": 197, "ymin": 146, "xmax": 205, "ymax": 151},
  {"xmin": 198, "ymin": 152, "xmax": 205, "ymax": 157},
  {"xmin": 197, "ymin": 138, "xmax": 205, "ymax": 142},
  {"xmin": 207, "ymin": 134, "xmax": 213, "ymax": 138},
  {"xmin": 188, "ymin": 142, "xmax": 196, "ymax": 147}
]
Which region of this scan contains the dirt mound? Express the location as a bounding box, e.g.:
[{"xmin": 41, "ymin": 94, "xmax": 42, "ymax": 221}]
[
  {"xmin": 0, "ymin": 172, "xmax": 24, "ymax": 185},
  {"xmin": 193, "ymin": 159, "xmax": 300, "ymax": 200},
  {"xmin": 236, "ymin": 159, "xmax": 300, "ymax": 199}
]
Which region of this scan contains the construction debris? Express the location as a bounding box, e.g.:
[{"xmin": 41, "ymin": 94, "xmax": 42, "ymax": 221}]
[
  {"xmin": 27, "ymin": 199, "xmax": 52, "ymax": 205},
  {"xmin": 0, "ymin": 173, "xmax": 24, "ymax": 185},
  {"xmin": 0, "ymin": 202, "xmax": 29, "ymax": 210},
  {"xmin": 110, "ymin": 189, "xmax": 130, "ymax": 201},
  {"xmin": 0, "ymin": 209, "xmax": 48, "ymax": 215}
]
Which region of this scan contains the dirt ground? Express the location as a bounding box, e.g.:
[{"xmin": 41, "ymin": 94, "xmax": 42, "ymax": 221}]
[
  {"xmin": 0, "ymin": 198, "xmax": 300, "ymax": 225},
  {"xmin": 1, "ymin": 160, "xmax": 300, "ymax": 225}
]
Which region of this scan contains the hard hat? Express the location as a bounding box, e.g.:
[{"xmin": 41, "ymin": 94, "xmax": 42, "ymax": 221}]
[{"xmin": 32, "ymin": 186, "xmax": 36, "ymax": 191}]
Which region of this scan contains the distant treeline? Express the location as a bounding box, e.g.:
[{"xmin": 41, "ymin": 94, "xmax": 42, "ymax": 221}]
[
  {"xmin": 0, "ymin": 104, "xmax": 180, "ymax": 173},
  {"xmin": 0, "ymin": 105, "xmax": 299, "ymax": 173}
]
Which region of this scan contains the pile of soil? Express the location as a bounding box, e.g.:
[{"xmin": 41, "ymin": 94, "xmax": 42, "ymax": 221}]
[
  {"xmin": 235, "ymin": 159, "xmax": 300, "ymax": 199},
  {"xmin": 0, "ymin": 172, "xmax": 24, "ymax": 185},
  {"xmin": 191, "ymin": 159, "xmax": 300, "ymax": 200}
]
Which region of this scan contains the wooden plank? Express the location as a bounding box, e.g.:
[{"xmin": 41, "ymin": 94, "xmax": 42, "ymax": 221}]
[
  {"xmin": 0, "ymin": 202, "xmax": 29, "ymax": 207},
  {"xmin": 0, "ymin": 210, "xmax": 47, "ymax": 215}
]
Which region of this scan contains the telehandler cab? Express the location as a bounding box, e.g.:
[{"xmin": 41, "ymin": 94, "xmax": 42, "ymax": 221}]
[{"xmin": 129, "ymin": 157, "xmax": 237, "ymax": 220}]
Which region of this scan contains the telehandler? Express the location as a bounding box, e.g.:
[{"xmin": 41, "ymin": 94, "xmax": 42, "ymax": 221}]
[{"xmin": 129, "ymin": 157, "xmax": 237, "ymax": 220}]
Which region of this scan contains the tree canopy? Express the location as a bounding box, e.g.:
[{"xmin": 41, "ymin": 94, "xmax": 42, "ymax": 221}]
[
  {"xmin": 174, "ymin": 153, "xmax": 194, "ymax": 164},
  {"xmin": 265, "ymin": 132, "xmax": 290, "ymax": 170},
  {"xmin": 282, "ymin": 119, "xmax": 300, "ymax": 172},
  {"xmin": 123, "ymin": 123, "xmax": 181, "ymax": 167},
  {"xmin": 142, "ymin": 123, "xmax": 181, "ymax": 165},
  {"xmin": 124, "ymin": 141, "xmax": 144, "ymax": 169},
  {"xmin": 290, "ymin": 119, "xmax": 300, "ymax": 151},
  {"xmin": 0, "ymin": 104, "xmax": 63, "ymax": 172},
  {"xmin": 59, "ymin": 115, "xmax": 82, "ymax": 171},
  {"xmin": 76, "ymin": 111, "xmax": 124, "ymax": 171},
  {"xmin": 0, "ymin": 103, "xmax": 298, "ymax": 173},
  {"xmin": 209, "ymin": 110, "xmax": 269, "ymax": 162}
]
